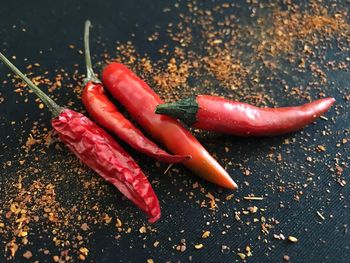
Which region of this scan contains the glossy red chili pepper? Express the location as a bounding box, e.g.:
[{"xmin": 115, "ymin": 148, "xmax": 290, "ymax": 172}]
[
  {"xmin": 155, "ymin": 95, "xmax": 335, "ymax": 137},
  {"xmin": 0, "ymin": 51, "xmax": 161, "ymax": 223},
  {"xmin": 102, "ymin": 63, "xmax": 238, "ymax": 190},
  {"xmin": 82, "ymin": 82, "xmax": 189, "ymax": 163},
  {"xmin": 81, "ymin": 21, "xmax": 189, "ymax": 164}
]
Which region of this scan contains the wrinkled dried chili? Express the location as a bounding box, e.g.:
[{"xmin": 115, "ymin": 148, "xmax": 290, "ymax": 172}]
[{"xmin": 0, "ymin": 52, "xmax": 161, "ymax": 223}]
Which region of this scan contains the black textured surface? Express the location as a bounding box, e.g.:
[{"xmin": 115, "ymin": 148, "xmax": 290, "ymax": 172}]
[{"xmin": 0, "ymin": 0, "xmax": 349, "ymax": 262}]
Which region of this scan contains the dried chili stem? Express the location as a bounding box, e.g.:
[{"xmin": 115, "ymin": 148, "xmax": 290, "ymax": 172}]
[
  {"xmin": 0, "ymin": 52, "xmax": 63, "ymax": 117},
  {"xmin": 84, "ymin": 20, "xmax": 101, "ymax": 84}
]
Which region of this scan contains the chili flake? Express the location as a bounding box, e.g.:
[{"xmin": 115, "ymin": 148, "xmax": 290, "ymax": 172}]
[
  {"xmin": 202, "ymin": 231, "xmax": 210, "ymax": 238},
  {"xmin": 194, "ymin": 244, "xmax": 204, "ymax": 249},
  {"xmin": 288, "ymin": 236, "xmax": 298, "ymax": 243}
]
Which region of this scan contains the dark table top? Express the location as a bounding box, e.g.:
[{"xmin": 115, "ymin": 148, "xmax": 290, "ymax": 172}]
[{"xmin": 0, "ymin": 0, "xmax": 349, "ymax": 262}]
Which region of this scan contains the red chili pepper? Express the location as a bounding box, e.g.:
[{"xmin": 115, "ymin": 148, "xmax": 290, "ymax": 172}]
[
  {"xmin": 155, "ymin": 95, "xmax": 335, "ymax": 137},
  {"xmin": 102, "ymin": 63, "xmax": 238, "ymax": 190},
  {"xmin": 81, "ymin": 21, "xmax": 189, "ymax": 164},
  {"xmin": 52, "ymin": 109, "xmax": 160, "ymax": 222},
  {"xmin": 0, "ymin": 52, "xmax": 161, "ymax": 223}
]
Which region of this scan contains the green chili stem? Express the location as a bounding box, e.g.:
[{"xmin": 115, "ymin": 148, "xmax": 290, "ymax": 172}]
[
  {"xmin": 84, "ymin": 20, "xmax": 101, "ymax": 84},
  {"xmin": 0, "ymin": 52, "xmax": 63, "ymax": 117}
]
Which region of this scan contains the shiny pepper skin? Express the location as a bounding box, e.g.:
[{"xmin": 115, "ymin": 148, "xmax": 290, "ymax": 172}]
[
  {"xmin": 193, "ymin": 96, "xmax": 335, "ymax": 136},
  {"xmin": 82, "ymin": 81, "xmax": 190, "ymax": 163},
  {"xmin": 51, "ymin": 109, "xmax": 161, "ymax": 223},
  {"xmin": 156, "ymin": 95, "xmax": 335, "ymax": 137},
  {"xmin": 102, "ymin": 63, "xmax": 237, "ymax": 189}
]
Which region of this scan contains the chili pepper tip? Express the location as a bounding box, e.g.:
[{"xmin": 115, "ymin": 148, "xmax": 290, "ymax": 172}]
[{"xmin": 148, "ymin": 213, "xmax": 161, "ymax": 223}]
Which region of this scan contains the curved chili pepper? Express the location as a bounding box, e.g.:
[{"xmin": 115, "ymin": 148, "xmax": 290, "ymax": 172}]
[
  {"xmin": 81, "ymin": 21, "xmax": 189, "ymax": 164},
  {"xmin": 102, "ymin": 63, "xmax": 238, "ymax": 190},
  {"xmin": 0, "ymin": 52, "xmax": 161, "ymax": 223},
  {"xmin": 155, "ymin": 95, "xmax": 335, "ymax": 137}
]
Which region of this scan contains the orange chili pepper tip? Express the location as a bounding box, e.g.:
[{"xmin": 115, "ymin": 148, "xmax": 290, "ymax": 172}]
[{"xmin": 224, "ymin": 177, "xmax": 238, "ymax": 190}]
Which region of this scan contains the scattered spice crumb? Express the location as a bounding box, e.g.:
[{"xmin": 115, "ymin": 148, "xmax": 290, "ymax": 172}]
[
  {"xmin": 201, "ymin": 231, "xmax": 210, "ymax": 239},
  {"xmin": 288, "ymin": 236, "xmax": 298, "ymax": 243},
  {"xmin": 194, "ymin": 243, "xmax": 204, "ymax": 250},
  {"xmin": 22, "ymin": 250, "xmax": 32, "ymax": 259}
]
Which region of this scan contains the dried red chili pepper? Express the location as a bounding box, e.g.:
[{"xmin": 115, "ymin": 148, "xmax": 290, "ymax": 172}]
[
  {"xmin": 81, "ymin": 21, "xmax": 189, "ymax": 164},
  {"xmin": 156, "ymin": 95, "xmax": 335, "ymax": 137},
  {"xmin": 0, "ymin": 52, "xmax": 161, "ymax": 223},
  {"xmin": 102, "ymin": 63, "xmax": 238, "ymax": 189}
]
